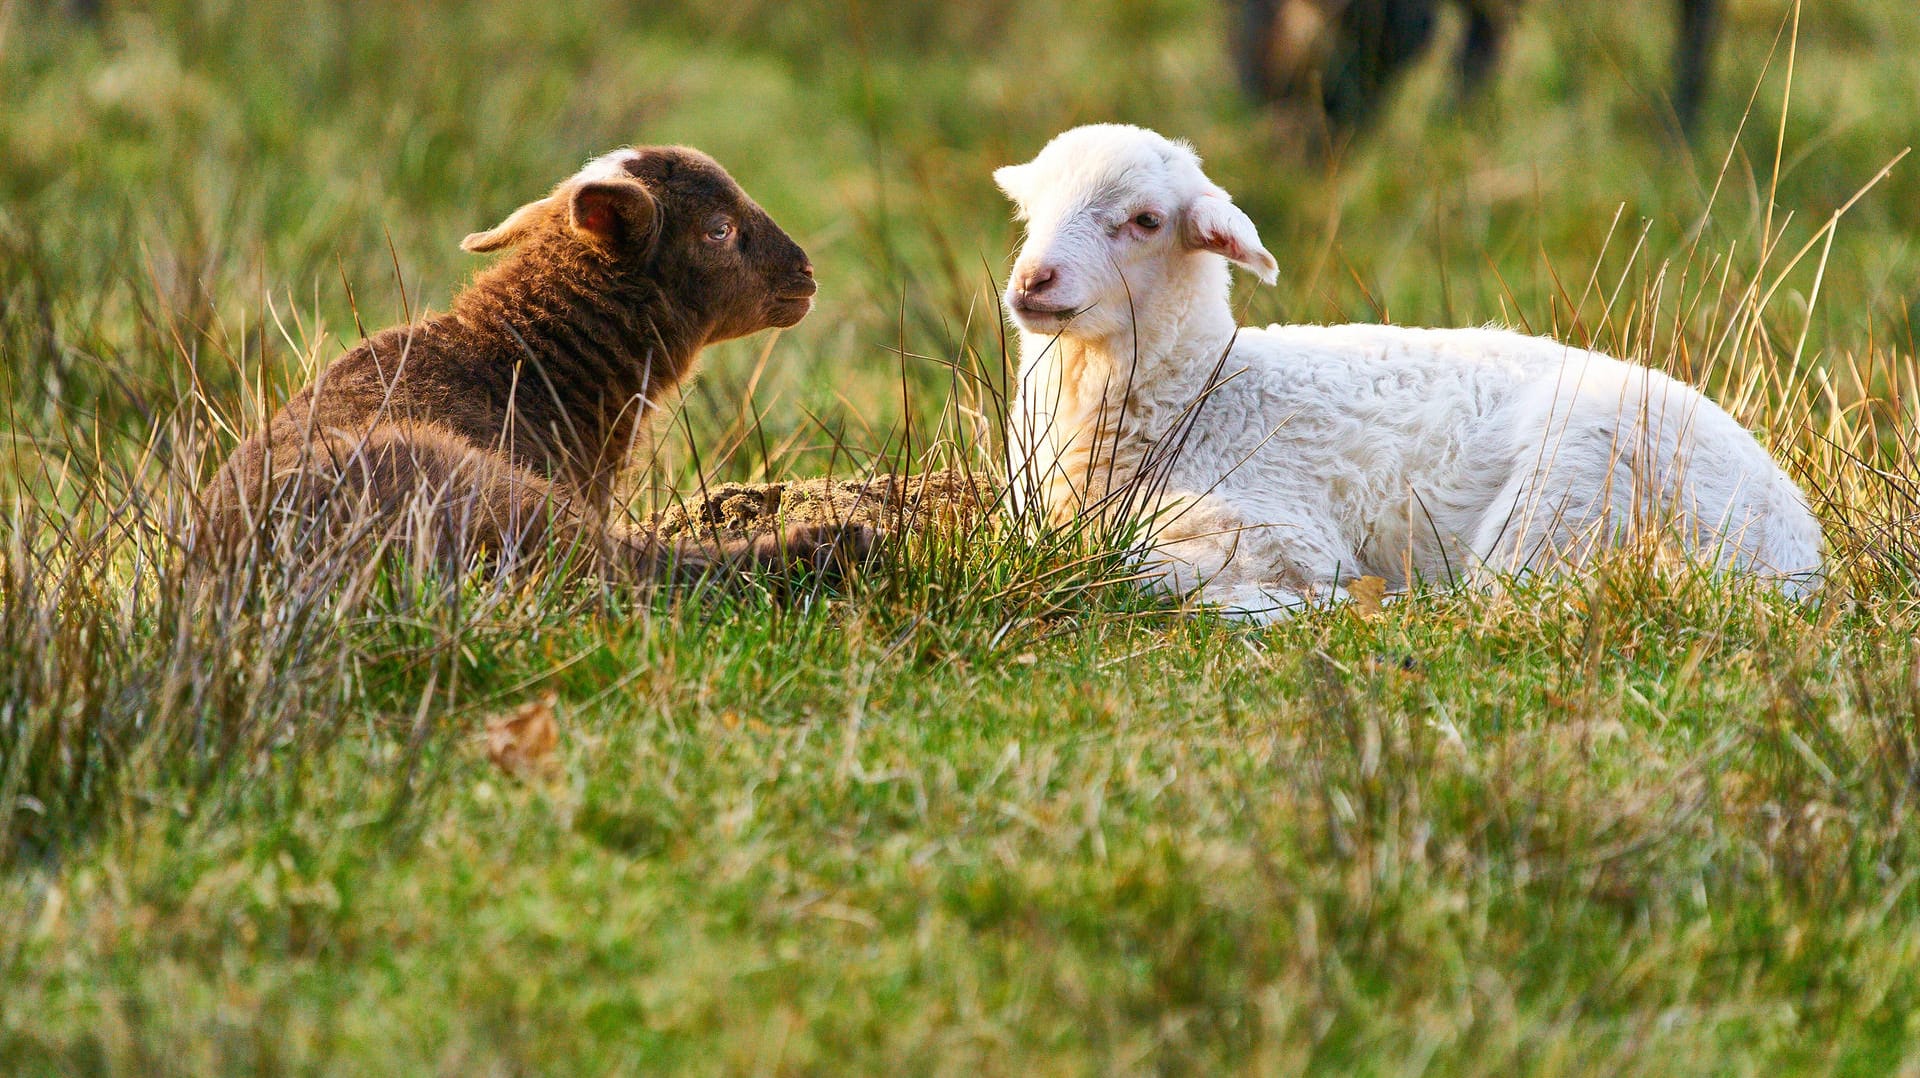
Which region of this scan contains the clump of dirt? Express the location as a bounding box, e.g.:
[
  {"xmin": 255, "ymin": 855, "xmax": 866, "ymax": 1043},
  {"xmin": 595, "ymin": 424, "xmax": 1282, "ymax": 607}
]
[{"xmin": 649, "ymin": 470, "xmax": 998, "ymax": 541}]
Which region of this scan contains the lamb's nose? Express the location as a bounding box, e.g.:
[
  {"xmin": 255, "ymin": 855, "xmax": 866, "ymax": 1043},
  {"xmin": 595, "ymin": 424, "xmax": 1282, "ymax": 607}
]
[
  {"xmin": 799, "ymin": 262, "xmax": 814, "ymax": 278},
  {"xmin": 1018, "ymin": 266, "xmax": 1057, "ymax": 296}
]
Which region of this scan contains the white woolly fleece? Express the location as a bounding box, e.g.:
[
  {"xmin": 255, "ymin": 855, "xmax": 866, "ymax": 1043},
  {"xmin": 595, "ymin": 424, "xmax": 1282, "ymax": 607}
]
[{"xmin": 997, "ymin": 124, "xmax": 1823, "ymax": 622}]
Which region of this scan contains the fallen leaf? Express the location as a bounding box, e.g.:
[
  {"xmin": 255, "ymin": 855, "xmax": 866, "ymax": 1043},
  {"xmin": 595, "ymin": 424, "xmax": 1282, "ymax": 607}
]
[
  {"xmin": 486, "ymin": 692, "xmax": 560, "ymax": 779},
  {"xmin": 1347, "ymin": 575, "xmax": 1388, "ymax": 618}
]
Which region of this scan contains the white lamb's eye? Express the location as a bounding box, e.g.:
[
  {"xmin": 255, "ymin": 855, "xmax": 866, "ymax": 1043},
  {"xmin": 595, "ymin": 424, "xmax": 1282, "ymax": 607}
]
[{"xmin": 1133, "ymin": 212, "xmax": 1163, "ymax": 231}]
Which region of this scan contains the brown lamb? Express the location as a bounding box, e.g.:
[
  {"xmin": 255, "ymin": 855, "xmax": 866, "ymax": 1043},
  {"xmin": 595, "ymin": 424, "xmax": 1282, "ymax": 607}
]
[{"xmin": 199, "ymin": 145, "xmax": 870, "ymax": 582}]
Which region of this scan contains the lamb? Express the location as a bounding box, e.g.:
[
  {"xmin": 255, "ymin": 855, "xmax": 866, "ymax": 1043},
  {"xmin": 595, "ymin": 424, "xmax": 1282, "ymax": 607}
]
[
  {"xmin": 200, "ymin": 145, "xmax": 869, "ymax": 582},
  {"xmin": 995, "ymin": 124, "xmax": 1822, "ymax": 621}
]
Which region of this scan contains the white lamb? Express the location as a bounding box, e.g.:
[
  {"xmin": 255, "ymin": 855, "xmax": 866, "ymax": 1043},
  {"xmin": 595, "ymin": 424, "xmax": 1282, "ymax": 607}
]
[{"xmin": 995, "ymin": 124, "xmax": 1822, "ymax": 621}]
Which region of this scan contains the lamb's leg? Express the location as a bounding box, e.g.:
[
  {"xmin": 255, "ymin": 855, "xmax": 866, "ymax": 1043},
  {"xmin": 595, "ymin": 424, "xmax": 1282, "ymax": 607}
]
[
  {"xmin": 1468, "ymin": 471, "xmax": 1580, "ymax": 588},
  {"xmin": 1673, "ymin": 0, "xmax": 1720, "ymax": 135},
  {"xmin": 1467, "ymin": 432, "xmax": 1649, "ymax": 588},
  {"xmin": 1322, "ymin": 0, "xmax": 1442, "ymax": 136},
  {"xmin": 1203, "ymin": 582, "xmax": 1338, "ymax": 624},
  {"xmin": 1140, "ymin": 497, "xmax": 1357, "ymax": 623}
]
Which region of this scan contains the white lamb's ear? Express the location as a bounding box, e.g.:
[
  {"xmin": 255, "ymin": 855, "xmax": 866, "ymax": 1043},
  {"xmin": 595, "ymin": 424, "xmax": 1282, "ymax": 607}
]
[
  {"xmin": 1182, "ymin": 190, "xmax": 1278, "ymax": 285},
  {"xmin": 994, "ymin": 163, "xmax": 1035, "ymax": 207},
  {"xmin": 461, "ymin": 196, "xmax": 551, "ymax": 253}
]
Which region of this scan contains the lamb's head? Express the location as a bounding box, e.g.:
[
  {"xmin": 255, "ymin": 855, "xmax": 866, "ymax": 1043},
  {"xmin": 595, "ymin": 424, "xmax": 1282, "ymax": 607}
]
[
  {"xmin": 462, "ymin": 146, "xmax": 816, "ymax": 344},
  {"xmin": 996, "ymin": 124, "xmax": 1278, "ymax": 343}
]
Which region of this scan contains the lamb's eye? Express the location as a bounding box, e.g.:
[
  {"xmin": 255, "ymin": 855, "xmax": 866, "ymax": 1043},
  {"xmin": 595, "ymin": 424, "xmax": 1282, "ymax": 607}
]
[
  {"xmin": 1133, "ymin": 212, "xmax": 1163, "ymax": 231},
  {"xmin": 705, "ymin": 220, "xmax": 735, "ymax": 243}
]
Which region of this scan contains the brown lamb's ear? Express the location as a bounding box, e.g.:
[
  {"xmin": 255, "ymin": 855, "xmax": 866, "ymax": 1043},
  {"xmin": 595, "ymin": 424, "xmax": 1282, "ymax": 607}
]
[
  {"xmin": 567, "ymin": 178, "xmax": 657, "ymax": 251},
  {"xmin": 460, "ymin": 196, "xmax": 553, "ymax": 254}
]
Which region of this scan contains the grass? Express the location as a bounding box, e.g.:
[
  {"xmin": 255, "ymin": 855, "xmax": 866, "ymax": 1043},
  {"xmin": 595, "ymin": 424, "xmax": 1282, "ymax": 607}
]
[{"xmin": 3, "ymin": 0, "xmax": 1919, "ymax": 1072}]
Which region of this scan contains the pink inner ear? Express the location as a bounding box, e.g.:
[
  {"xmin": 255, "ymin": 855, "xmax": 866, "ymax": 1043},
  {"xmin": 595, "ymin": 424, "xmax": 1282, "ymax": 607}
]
[
  {"xmin": 1199, "ymin": 227, "xmax": 1246, "ymax": 261},
  {"xmin": 1186, "ymin": 193, "xmax": 1274, "ymax": 280},
  {"xmin": 578, "ymin": 199, "xmax": 614, "ymax": 238},
  {"xmin": 1189, "ymin": 195, "xmax": 1242, "ymax": 259}
]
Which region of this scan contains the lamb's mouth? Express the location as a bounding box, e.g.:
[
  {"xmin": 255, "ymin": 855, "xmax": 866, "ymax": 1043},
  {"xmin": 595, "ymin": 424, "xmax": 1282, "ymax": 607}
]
[
  {"xmin": 1010, "ymin": 300, "xmax": 1080, "ymax": 325},
  {"xmin": 769, "ymin": 295, "xmax": 814, "ymax": 325}
]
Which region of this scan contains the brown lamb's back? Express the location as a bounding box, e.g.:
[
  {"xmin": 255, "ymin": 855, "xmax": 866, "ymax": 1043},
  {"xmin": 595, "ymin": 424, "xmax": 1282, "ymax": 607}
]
[{"xmin": 200, "ymin": 145, "xmax": 868, "ymax": 581}]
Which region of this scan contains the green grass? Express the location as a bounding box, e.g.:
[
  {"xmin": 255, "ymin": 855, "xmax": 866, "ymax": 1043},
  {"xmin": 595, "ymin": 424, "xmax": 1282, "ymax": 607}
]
[{"xmin": 4, "ymin": 0, "xmax": 1920, "ymax": 1073}]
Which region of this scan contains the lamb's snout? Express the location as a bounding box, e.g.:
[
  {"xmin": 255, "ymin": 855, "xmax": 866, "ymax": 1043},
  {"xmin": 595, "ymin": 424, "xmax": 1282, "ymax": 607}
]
[
  {"xmin": 1009, "ymin": 263, "xmax": 1073, "ymax": 317},
  {"xmin": 780, "ymin": 262, "xmax": 818, "ymax": 300},
  {"xmin": 1015, "ymin": 264, "xmax": 1056, "ymax": 297}
]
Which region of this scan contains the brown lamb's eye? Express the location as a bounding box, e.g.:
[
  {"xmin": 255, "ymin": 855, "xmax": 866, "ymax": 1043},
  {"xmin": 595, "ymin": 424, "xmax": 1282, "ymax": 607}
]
[
  {"xmin": 706, "ymin": 219, "xmax": 735, "ymax": 243},
  {"xmin": 1133, "ymin": 212, "xmax": 1163, "ymax": 231}
]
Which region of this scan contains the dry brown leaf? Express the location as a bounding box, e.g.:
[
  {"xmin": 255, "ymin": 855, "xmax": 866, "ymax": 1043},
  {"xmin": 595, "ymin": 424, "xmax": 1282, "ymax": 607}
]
[
  {"xmin": 486, "ymin": 692, "xmax": 560, "ymax": 779},
  {"xmin": 1348, "ymin": 575, "xmax": 1388, "ymax": 618}
]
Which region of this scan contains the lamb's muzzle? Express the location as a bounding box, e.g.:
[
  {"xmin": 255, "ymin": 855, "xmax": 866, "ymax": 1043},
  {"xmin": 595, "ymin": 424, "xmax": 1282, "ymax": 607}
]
[{"xmin": 1007, "ymin": 265, "xmax": 1066, "ymax": 315}]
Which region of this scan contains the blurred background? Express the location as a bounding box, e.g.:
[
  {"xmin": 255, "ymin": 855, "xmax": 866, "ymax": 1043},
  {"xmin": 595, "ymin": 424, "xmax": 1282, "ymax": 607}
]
[{"xmin": 1, "ymin": 0, "xmax": 1913, "ymax": 492}]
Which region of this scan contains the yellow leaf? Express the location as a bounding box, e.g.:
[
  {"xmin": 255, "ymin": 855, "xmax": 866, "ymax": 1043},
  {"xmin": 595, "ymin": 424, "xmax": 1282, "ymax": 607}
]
[
  {"xmin": 486, "ymin": 692, "xmax": 560, "ymax": 779},
  {"xmin": 1348, "ymin": 576, "xmax": 1388, "ymax": 618}
]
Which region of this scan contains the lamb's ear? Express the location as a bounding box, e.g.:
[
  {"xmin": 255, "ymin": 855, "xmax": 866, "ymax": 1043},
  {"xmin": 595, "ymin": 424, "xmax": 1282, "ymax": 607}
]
[
  {"xmin": 568, "ymin": 178, "xmax": 656, "ymax": 251},
  {"xmin": 993, "ymin": 163, "xmax": 1034, "ymax": 207},
  {"xmin": 461, "ymin": 197, "xmax": 551, "ymax": 253},
  {"xmin": 1182, "ymin": 190, "xmax": 1279, "ymax": 284}
]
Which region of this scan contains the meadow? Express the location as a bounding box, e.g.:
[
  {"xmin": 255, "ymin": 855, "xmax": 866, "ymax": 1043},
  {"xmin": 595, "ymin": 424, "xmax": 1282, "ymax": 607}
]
[{"xmin": 3, "ymin": 0, "xmax": 1919, "ymax": 1072}]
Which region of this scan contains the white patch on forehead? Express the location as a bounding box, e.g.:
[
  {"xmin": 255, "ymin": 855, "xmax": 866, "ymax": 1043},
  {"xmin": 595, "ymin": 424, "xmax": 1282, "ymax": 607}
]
[{"xmin": 574, "ymin": 148, "xmax": 642, "ymax": 183}]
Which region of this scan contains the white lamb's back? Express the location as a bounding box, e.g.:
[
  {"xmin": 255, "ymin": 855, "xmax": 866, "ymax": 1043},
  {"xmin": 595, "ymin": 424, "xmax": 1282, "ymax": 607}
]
[
  {"xmin": 1198, "ymin": 321, "xmax": 1573, "ymax": 485},
  {"xmin": 1231, "ymin": 321, "xmax": 1709, "ymax": 445},
  {"xmin": 1249, "ymin": 321, "xmax": 1589, "ymax": 376}
]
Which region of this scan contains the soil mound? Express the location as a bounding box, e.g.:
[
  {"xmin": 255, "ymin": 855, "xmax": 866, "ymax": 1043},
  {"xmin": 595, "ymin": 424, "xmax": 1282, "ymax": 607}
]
[{"xmin": 649, "ymin": 470, "xmax": 997, "ymax": 541}]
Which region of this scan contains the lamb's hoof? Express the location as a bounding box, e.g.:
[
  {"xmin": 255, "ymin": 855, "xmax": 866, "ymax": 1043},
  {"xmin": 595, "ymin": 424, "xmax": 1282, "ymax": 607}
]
[{"xmin": 757, "ymin": 521, "xmax": 878, "ymax": 577}]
